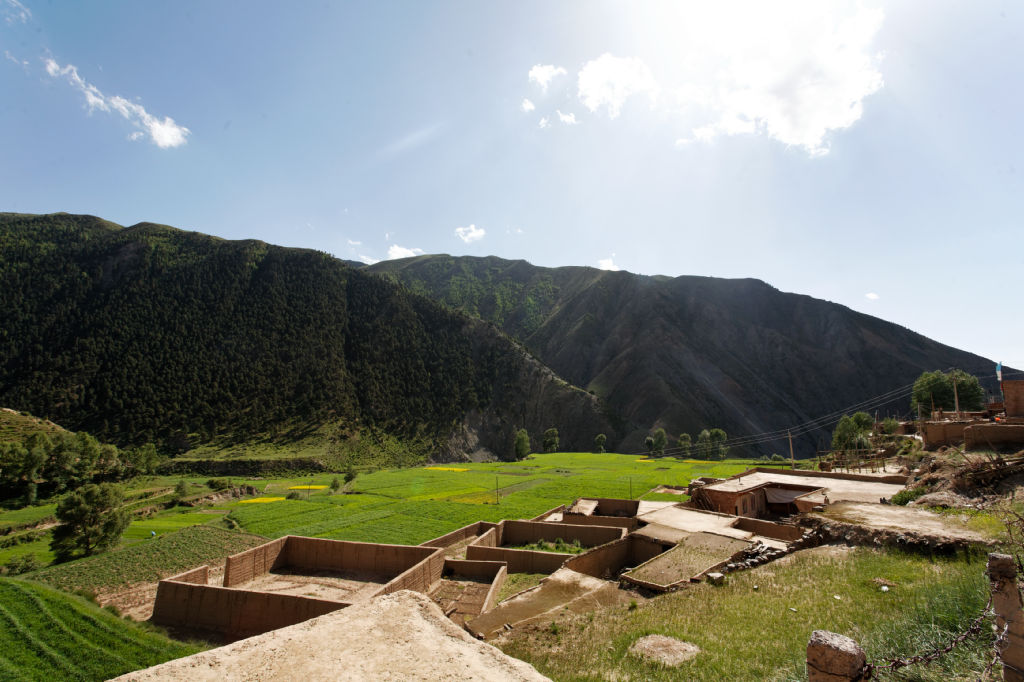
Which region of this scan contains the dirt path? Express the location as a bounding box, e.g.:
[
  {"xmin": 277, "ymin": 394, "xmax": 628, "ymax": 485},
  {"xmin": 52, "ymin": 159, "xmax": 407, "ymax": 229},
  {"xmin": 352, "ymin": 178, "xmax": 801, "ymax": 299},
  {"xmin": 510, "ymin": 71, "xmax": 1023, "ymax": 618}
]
[
  {"xmin": 113, "ymin": 591, "xmax": 550, "ymax": 681},
  {"xmin": 821, "ymin": 502, "xmax": 989, "ymax": 542}
]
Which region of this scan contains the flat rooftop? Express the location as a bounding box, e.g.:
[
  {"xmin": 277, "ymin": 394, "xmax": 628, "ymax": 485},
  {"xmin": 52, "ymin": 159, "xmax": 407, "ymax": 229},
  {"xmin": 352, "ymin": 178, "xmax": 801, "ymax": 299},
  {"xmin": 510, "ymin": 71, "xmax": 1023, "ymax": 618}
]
[
  {"xmin": 636, "ymin": 506, "xmax": 789, "ymax": 549},
  {"xmin": 704, "ymin": 470, "xmax": 906, "ymax": 503}
]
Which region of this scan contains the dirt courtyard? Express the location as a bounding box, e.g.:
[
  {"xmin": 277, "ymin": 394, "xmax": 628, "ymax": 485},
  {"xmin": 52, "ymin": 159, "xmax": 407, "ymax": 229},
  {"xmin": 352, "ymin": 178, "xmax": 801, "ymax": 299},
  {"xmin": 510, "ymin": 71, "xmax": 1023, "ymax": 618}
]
[
  {"xmin": 820, "ymin": 502, "xmax": 990, "ymax": 542},
  {"xmin": 240, "ymin": 567, "xmax": 389, "ymax": 602}
]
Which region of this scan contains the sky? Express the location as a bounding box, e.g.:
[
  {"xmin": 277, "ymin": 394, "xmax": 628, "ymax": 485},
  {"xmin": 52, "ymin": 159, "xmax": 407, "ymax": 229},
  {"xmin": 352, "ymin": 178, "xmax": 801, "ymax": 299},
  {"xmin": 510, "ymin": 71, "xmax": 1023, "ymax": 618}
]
[{"xmin": 1, "ymin": 1, "xmax": 1021, "ymax": 371}]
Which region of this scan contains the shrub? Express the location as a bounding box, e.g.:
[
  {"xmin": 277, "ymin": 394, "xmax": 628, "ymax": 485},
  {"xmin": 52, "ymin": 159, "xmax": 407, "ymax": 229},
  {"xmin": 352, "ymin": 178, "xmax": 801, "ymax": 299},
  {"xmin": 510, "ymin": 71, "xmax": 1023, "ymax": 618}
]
[
  {"xmin": 285, "ymin": 491, "xmax": 302, "ymax": 500},
  {"xmin": 3, "ymin": 554, "xmax": 41, "ymax": 575},
  {"xmin": 891, "ymin": 486, "xmax": 929, "ymax": 505},
  {"xmin": 206, "ymin": 478, "xmax": 231, "ymax": 491}
]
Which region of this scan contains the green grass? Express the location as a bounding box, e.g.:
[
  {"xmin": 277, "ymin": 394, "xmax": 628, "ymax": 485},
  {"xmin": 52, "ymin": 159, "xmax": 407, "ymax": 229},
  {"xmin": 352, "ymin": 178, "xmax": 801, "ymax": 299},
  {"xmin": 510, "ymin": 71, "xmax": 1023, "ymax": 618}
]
[
  {"xmin": 0, "ymin": 409, "xmax": 67, "ymax": 445},
  {"xmin": 27, "ymin": 525, "xmax": 266, "ymax": 594},
  {"xmin": 221, "ymin": 454, "xmax": 755, "ymax": 546},
  {"xmin": 0, "ymin": 504, "xmax": 57, "ymax": 532},
  {"xmin": 497, "ymin": 547, "xmax": 991, "ymax": 681},
  {"xmin": 121, "ymin": 509, "xmax": 227, "ymax": 543},
  {"xmin": 496, "ymin": 572, "xmax": 548, "ymax": 602},
  {"xmin": 0, "ymin": 577, "xmax": 203, "ymax": 681}
]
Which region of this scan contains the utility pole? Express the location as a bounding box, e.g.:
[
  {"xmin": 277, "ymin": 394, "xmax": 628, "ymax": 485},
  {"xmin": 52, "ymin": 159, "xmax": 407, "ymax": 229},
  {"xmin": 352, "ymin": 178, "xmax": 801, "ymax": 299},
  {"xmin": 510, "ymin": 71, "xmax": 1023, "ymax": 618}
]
[
  {"xmin": 495, "ymin": 476, "xmax": 499, "ymax": 505},
  {"xmin": 788, "ymin": 430, "xmax": 795, "ymax": 470},
  {"xmin": 952, "ymin": 372, "xmax": 960, "ymax": 418},
  {"xmin": 629, "ymin": 477, "xmax": 633, "ymax": 500}
]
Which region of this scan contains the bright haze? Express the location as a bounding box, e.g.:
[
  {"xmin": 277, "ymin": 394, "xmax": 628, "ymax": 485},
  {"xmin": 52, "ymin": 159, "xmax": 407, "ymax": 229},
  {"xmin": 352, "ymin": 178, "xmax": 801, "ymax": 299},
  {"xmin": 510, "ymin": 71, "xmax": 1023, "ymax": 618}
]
[{"xmin": 1, "ymin": 1, "xmax": 1021, "ymax": 369}]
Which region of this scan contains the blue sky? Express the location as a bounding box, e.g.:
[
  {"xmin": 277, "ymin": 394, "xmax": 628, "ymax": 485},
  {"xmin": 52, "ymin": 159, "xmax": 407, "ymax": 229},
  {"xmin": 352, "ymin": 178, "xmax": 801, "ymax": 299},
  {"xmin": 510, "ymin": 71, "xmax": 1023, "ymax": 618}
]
[{"xmin": 1, "ymin": 1, "xmax": 1021, "ymax": 371}]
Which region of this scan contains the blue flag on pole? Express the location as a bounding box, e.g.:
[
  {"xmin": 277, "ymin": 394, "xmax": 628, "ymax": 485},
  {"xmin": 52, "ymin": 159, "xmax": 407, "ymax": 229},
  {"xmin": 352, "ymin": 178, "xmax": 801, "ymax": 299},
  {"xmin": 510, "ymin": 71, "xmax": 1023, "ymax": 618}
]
[{"xmin": 997, "ymin": 362, "xmax": 1002, "ymax": 382}]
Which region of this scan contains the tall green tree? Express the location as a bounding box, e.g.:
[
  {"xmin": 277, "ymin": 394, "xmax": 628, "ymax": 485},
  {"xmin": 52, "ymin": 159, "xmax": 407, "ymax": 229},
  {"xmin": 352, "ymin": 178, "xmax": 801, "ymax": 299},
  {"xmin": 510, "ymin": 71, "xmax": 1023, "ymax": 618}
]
[
  {"xmin": 650, "ymin": 428, "xmax": 667, "ymax": 456},
  {"xmin": 708, "ymin": 428, "xmax": 729, "ymax": 460},
  {"xmin": 593, "ymin": 433, "xmax": 606, "ymax": 453},
  {"xmin": 694, "ymin": 429, "xmax": 712, "ymax": 460},
  {"xmin": 542, "ymin": 427, "xmax": 559, "ymax": 453},
  {"xmin": 911, "ymin": 370, "xmax": 985, "ymax": 413},
  {"xmin": 50, "ymin": 483, "xmax": 130, "ymax": 561},
  {"xmin": 676, "ymin": 433, "xmax": 691, "ymax": 457},
  {"xmin": 514, "ymin": 429, "xmax": 530, "ymax": 460},
  {"xmin": 831, "ymin": 412, "xmax": 873, "ymax": 451}
]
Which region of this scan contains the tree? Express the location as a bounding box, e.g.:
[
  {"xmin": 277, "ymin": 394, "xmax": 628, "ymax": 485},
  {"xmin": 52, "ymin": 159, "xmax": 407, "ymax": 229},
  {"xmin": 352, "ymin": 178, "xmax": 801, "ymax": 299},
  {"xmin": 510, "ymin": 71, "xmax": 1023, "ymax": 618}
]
[
  {"xmin": 542, "ymin": 427, "xmax": 559, "ymax": 453},
  {"xmin": 344, "ymin": 465, "xmax": 357, "ymax": 484},
  {"xmin": 708, "ymin": 428, "xmax": 728, "ymax": 460},
  {"xmin": 50, "ymin": 483, "xmax": 130, "ymax": 561},
  {"xmin": 676, "ymin": 433, "xmax": 691, "ymax": 458},
  {"xmin": 514, "ymin": 429, "xmax": 530, "ymax": 460},
  {"xmin": 694, "ymin": 430, "xmax": 712, "ymax": 459},
  {"xmin": 593, "ymin": 433, "xmax": 606, "ymax": 453},
  {"xmin": 172, "ymin": 479, "xmax": 188, "ymax": 504},
  {"xmin": 831, "ymin": 412, "xmax": 873, "ymax": 451},
  {"xmin": 644, "ymin": 436, "xmax": 654, "ymax": 454},
  {"xmin": 911, "ymin": 370, "xmax": 984, "ymax": 413},
  {"xmin": 650, "ymin": 428, "xmax": 667, "ymax": 456},
  {"xmin": 329, "ymin": 476, "xmax": 341, "ymax": 492}
]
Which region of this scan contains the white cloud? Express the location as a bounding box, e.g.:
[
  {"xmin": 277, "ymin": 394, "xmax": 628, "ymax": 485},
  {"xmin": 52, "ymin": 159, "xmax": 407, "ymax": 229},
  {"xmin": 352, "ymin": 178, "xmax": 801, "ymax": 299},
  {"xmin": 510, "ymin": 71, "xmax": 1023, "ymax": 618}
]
[
  {"xmin": 454, "ymin": 224, "xmax": 485, "ymax": 243},
  {"xmin": 347, "ymin": 239, "xmax": 362, "ymax": 246},
  {"xmin": 3, "ymin": 0, "xmax": 30, "ymax": 24},
  {"xmin": 358, "ymin": 254, "xmax": 380, "ymax": 265},
  {"xmin": 521, "ymin": 98, "xmax": 535, "ymax": 113},
  {"xmin": 556, "ymin": 110, "xmax": 578, "ymax": 125},
  {"xmin": 865, "ymin": 292, "xmax": 879, "ymax": 300},
  {"xmin": 597, "ymin": 257, "xmax": 621, "ymax": 271},
  {"xmin": 387, "ymin": 244, "xmax": 424, "ymax": 260},
  {"xmin": 44, "ymin": 59, "xmax": 190, "ymax": 148},
  {"xmin": 538, "ymin": 117, "xmax": 550, "ymax": 129},
  {"xmin": 4, "ymin": 50, "xmax": 28, "ymax": 69},
  {"xmin": 662, "ymin": 2, "xmax": 884, "ymax": 155},
  {"xmin": 528, "ymin": 64, "xmax": 567, "ymax": 92},
  {"xmin": 577, "ymin": 54, "xmax": 658, "ymax": 119}
]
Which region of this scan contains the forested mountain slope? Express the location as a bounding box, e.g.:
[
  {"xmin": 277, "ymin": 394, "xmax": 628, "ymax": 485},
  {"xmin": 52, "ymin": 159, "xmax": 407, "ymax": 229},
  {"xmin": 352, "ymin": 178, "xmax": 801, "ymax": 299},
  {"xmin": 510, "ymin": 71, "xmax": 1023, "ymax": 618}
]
[
  {"xmin": 0, "ymin": 214, "xmax": 615, "ymax": 460},
  {"xmin": 368, "ymin": 255, "xmax": 1001, "ymax": 455}
]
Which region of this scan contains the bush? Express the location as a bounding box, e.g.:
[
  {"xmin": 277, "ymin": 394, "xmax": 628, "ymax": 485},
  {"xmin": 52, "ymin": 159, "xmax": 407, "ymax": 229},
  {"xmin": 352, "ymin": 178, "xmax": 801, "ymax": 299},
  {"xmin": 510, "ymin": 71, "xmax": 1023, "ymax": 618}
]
[
  {"xmin": 3, "ymin": 554, "xmax": 41, "ymax": 575},
  {"xmin": 329, "ymin": 476, "xmax": 341, "ymax": 492},
  {"xmin": 770, "ymin": 454, "xmax": 786, "ymax": 462},
  {"xmin": 206, "ymin": 478, "xmax": 231, "ymax": 491},
  {"xmin": 285, "ymin": 491, "xmax": 302, "ymax": 500},
  {"xmin": 891, "ymin": 486, "xmax": 929, "ymax": 505}
]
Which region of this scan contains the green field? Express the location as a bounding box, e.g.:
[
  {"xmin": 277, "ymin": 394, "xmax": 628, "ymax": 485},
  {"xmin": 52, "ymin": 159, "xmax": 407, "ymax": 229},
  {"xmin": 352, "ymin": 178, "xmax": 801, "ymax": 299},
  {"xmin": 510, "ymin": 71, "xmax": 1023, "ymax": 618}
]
[
  {"xmin": 0, "ymin": 577, "xmax": 203, "ymax": 681},
  {"xmin": 27, "ymin": 526, "xmax": 266, "ymax": 594},
  {"xmin": 223, "ymin": 454, "xmax": 758, "ymax": 545}
]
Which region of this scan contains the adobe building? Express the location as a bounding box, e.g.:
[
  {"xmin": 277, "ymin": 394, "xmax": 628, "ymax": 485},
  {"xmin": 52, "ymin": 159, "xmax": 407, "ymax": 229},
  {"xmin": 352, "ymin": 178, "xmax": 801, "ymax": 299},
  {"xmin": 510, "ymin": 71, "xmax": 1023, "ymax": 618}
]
[{"xmin": 689, "ymin": 468, "xmax": 907, "ymax": 519}]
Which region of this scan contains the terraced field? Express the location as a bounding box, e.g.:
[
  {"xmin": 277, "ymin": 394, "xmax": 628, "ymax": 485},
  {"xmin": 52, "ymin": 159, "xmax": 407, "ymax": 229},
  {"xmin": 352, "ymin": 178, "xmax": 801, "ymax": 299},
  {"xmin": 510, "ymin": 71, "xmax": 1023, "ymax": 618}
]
[{"xmin": 0, "ymin": 577, "xmax": 202, "ymax": 681}]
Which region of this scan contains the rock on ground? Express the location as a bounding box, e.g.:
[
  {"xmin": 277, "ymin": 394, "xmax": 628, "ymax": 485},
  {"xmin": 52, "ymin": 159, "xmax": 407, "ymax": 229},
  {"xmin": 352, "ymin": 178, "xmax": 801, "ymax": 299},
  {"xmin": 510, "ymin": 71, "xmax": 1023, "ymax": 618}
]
[
  {"xmin": 113, "ymin": 590, "xmax": 550, "ymax": 681},
  {"xmin": 628, "ymin": 635, "xmax": 700, "ymax": 666}
]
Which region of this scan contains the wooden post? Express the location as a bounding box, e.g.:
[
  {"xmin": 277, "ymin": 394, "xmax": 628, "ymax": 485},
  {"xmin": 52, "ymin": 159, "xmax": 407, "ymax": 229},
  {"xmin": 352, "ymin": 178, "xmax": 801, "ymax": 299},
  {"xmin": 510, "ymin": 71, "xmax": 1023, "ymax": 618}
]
[
  {"xmin": 788, "ymin": 430, "xmax": 795, "ymax": 470},
  {"xmin": 988, "ymin": 552, "xmax": 1024, "ymax": 681}
]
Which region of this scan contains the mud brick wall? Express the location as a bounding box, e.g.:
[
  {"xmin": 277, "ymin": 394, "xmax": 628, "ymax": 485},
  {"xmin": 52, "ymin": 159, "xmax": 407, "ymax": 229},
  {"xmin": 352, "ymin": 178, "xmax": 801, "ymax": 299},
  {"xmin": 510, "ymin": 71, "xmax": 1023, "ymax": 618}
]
[
  {"xmin": 965, "ymin": 424, "xmax": 1024, "ymax": 449},
  {"xmin": 747, "ymin": 467, "xmax": 908, "ymax": 485},
  {"xmin": 564, "ymin": 536, "xmax": 667, "ymax": 579},
  {"xmin": 556, "ymin": 515, "xmax": 638, "ymax": 531},
  {"xmin": 465, "ymin": 545, "xmax": 570, "ymax": 574},
  {"xmin": 420, "ymin": 521, "xmax": 498, "ymax": 549},
  {"xmin": 734, "ymin": 517, "xmax": 802, "ymax": 541},
  {"xmin": 443, "ymin": 559, "xmax": 508, "ymax": 616},
  {"xmin": 472, "ymin": 526, "xmax": 499, "ymax": 548},
  {"xmin": 1005, "ymin": 381, "xmax": 1024, "ymax": 418},
  {"xmin": 382, "ymin": 548, "xmax": 445, "ymax": 595},
  {"xmin": 921, "ymin": 422, "xmax": 969, "ymax": 449},
  {"xmin": 498, "ymin": 520, "xmax": 625, "ymax": 547},
  {"xmin": 284, "ymin": 537, "xmax": 438, "ymax": 577},
  {"xmin": 167, "ymin": 565, "xmax": 209, "ymax": 585},
  {"xmin": 529, "ymin": 505, "xmax": 566, "ymax": 521},
  {"xmin": 223, "ymin": 537, "xmax": 287, "ymax": 587},
  {"xmin": 151, "ymin": 581, "xmax": 347, "ymax": 640}
]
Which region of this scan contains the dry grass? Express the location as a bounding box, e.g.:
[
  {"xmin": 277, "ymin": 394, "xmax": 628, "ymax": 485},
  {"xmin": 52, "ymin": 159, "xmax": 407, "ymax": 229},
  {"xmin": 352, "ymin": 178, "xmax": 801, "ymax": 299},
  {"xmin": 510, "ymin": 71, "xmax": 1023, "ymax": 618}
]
[{"xmin": 497, "ymin": 546, "xmax": 990, "ymax": 681}]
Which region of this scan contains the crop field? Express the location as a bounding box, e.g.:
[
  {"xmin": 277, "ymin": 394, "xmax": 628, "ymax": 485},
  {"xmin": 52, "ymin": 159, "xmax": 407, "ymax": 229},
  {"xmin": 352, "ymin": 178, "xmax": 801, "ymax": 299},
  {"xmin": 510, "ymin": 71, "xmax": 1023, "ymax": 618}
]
[
  {"xmin": 27, "ymin": 526, "xmax": 266, "ymax": 594},
  {"xmin": 224, "ymin": 454, "xmax": 759, "ymax": 545},
  {"xmin": 121, "ymin": 510, "xmax": 228, "ymax": 543},
  {"xmin": 0, "ymin": 504, "xmax": 57, "ymax": 532},
  {"xmin": 0, "ymin": 577, "xmax": 203, "ymax": 681}
]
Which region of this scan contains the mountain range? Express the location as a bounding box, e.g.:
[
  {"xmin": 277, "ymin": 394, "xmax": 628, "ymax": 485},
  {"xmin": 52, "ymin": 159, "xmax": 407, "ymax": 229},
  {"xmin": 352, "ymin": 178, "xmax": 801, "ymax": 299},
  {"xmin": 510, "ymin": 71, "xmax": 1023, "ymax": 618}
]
[{"xmin": 0, "ymin": 213, "xmax": 1002, "ymax": 460}]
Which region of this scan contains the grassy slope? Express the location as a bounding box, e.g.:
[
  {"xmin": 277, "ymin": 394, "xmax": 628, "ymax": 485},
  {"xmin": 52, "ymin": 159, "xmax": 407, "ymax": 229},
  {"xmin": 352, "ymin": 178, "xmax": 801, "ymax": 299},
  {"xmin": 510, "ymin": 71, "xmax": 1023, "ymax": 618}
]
[
  {"xmin": 27, "ymin": 525, "xmax": 266, "ymax": 594},
  {"xmin": 0, "ymin": 409, "xmax": 68, "ymax": 445},
  {"xmin": 499, "ymin": 547, "xmax": 991, "ymax": 682},
  {"xmin": 0, "ymin": 577, "xmax": 202, "ymax": 681}
]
